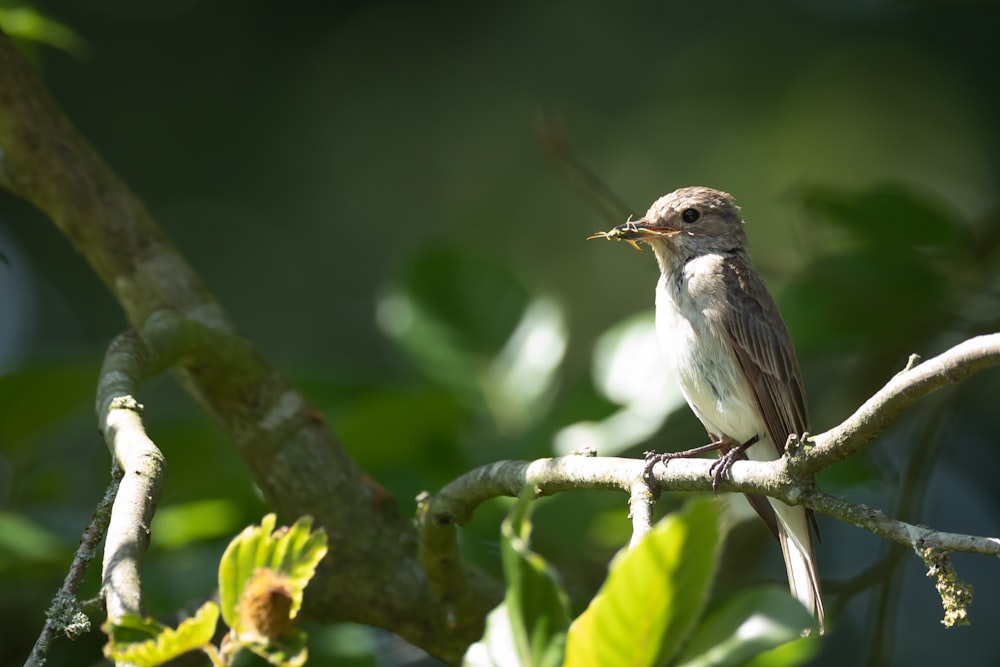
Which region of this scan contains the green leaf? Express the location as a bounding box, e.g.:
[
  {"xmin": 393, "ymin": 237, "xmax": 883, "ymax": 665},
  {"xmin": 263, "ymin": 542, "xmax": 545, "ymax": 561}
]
[
  {"xmin": 0, "ymin": 7, "xmax": 88, "ymax": 57},
  {"xmin": 796, "ymin": 182, "xmax": 972, "ymax": 252},
  {"xmin": 781, "ymin": 248, "xmax": 950, "ymax": 352},
  {"xmin": 464, "ymin": 489, "xmax": 570, "ymax": 667},
  {"xmin": 151, "ymin": 498, "xmax": 243, "ymax": 549},
  {"xmin": 377, "ymin": 247, "xmax": 566, "ymax": 432},
  {"xmin": 240, "ymin": 628, "xmax": 310, "ymax": 667},
  {"xmin": 480, "ymin": 296, "xmax": 566, "ymax": 432},
  {"xmin": 464, "ymin": 605, "xmax": 525, "ymax": 667},
  {"xmin": 386, "ymin": 247, "xmax": 532, "ymax": 358},
  {"xmin": 333, "ymin": 388, "xmax": 464, "ymax": 468},
  {"xmin": 218, "ymin": 514, "xmax": 328, "ymax": 636},
  {"xmin": 103, "ymin": 613, "xmax": 167, "ymax": 643},
  {"xmin": 676, "ymin": 587, "xmax": 818, "ymax": 667},
  {"xmin": 103, "ymin": 602, "xmax": 219, "ymax": 666},
  {"xmin": 0, "ymin": 511, "xmax": 67, "ymax": 569},
  {"xmin": 0, "ymin": 359, "xmax": 99, "ymax": 447},
  {"xmin": 554, "ymin": 311, "xmax": 685, "ymax": 456},
  {"xmin": 744, "ymin": 633, "xmax": 821, "ymax": 667},
  {"xmin": 564, "ymin": 497, "xmax": 722, "ymax": 667}
]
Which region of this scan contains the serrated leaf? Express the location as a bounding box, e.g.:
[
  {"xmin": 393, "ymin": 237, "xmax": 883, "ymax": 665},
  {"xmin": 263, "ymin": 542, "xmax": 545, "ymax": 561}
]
[
  {"xmin": 564, "ymin": 497, "xmax": 722, "ymax": 667},
  {"xmin": 218, "ymin": 514, "xmax": 328, "ymax": 635},
  {"xmin": 219, "ymin": 515, "xmax": 273, "ymax": 629},
  {"xmin": 102, "ymin": 602, "xmax": 219, "ymax": 666},
  {"xmin": 465, "ymin": 489, "xmax": 570, "ymax": 667},
  {"xmin": 676, "ymin": 587, "xmax": 817, "ymax": 667}
]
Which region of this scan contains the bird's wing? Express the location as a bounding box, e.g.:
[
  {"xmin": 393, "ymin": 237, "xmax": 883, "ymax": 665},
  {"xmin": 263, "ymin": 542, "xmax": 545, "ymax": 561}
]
[
  {"xmin": 719, "ymin": 254, "xmax": 809, "ymax": 456},
  {"xmin": 720, "ymin": 254, "xmax": 824, "ymax": 630}
]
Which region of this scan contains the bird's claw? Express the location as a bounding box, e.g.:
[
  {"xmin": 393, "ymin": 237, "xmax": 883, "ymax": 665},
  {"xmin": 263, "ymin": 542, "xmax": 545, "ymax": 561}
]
[{"xmin": 708, "ymin": 448, "xmax": 742, "ymax": 494}]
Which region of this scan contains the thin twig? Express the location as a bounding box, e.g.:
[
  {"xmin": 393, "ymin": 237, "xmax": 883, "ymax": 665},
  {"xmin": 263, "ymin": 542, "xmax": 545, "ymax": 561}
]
[{"xmin": 24, "ymin": 479, "xmax": 118, "ymax": 667}]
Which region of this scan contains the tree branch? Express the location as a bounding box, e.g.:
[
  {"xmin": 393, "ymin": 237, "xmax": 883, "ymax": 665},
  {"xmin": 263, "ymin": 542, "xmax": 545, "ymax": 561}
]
[
  {"xmin": 0, "ymin": 30, "xmax": 496, "ymax": 664},
  {"xmin": 418, "ymin": 335, "xmax": 1000, "ymax": 625},
  {"xmin": 24, "ymin": 481, "xmax": 116, "ymax": 667},
  {"xmin": 4, "ymin": 20, "xmax": 999, "ymax": 660},
  {"xmin": 96, "ymin": 331, "xmax": 168, "ymax": 622},
  {"xmin": 796, "ymin": 333, "xmax": 1000, "ymax": 475}
]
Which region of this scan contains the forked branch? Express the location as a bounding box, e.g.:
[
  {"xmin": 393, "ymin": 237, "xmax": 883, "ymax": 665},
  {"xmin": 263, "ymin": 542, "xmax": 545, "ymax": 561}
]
[{"xmin": 418, "ymin": 333, "xmax": 1000, "ymax": 623}]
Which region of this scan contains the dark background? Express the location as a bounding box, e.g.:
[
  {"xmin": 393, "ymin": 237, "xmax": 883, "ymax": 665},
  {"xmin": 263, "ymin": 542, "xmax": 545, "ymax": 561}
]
[{"xmin": 1, "ymin": 1, "xmax": 999, "ymax": 665}]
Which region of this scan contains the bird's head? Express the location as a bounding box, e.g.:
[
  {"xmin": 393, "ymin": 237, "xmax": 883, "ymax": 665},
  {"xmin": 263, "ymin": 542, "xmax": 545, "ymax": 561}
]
[{"xmin": 589, "ymin": 187, "xmax": 748, "ymax": 265}]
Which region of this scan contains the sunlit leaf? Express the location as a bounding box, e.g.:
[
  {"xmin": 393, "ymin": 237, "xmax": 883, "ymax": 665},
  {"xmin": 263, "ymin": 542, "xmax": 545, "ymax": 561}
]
[
  {"xmin": 465, "ymin": 488, "xmax": 570, "ymax": 667},
  {"xmin": 564, "ymin": 497, "xmax": 722, "ymax": 667},
  {"xmin": 378, "ymin": 247, "xmax": 530, "ymax": 368},
  {"xmin": 151, "ymin": 499, "xmax": 243, "ymax": 549},
  {"xmin": 482, "ymin": 296, "xmax": 566, "ymax": 431},
  {"xmin": 0, "ymin": 7, "xmax": 88, "ymax": 57},
  {"xmin": 218, "ymin": 514, "xmax": 328, "ymax": 635},
  {"xmin": 744, "ymin": 632, "xmax": 821, "ymax": 667},
  {"xmin": 676, "ymin": 587, "xmax": 817, "ymax": 667},
  {"xmin": 103, "ymin": 602, "xmax": 219, "ymax": 665},
  {"xmin": 554, "ymin": 312, "xmax": 684, "ymax": 456},
  {"xmin": 464, "ymin": 604, "xmax": 520, "ymax": 667},
  {"xmin": 378, "ymin": 247, "xmax": 565, "ymax": 432}
]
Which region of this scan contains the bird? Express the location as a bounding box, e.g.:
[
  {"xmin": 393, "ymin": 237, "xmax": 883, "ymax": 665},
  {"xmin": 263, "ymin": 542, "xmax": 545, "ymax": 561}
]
[{"xmin": 589, "ymin": 186, "xmax": 824, "ymax": 632}]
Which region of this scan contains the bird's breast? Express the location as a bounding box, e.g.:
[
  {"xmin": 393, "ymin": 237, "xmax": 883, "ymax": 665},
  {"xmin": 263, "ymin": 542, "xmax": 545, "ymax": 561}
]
[{"xmin": 654, "ymin": 263, "xmax": 760, "ymax": 445}]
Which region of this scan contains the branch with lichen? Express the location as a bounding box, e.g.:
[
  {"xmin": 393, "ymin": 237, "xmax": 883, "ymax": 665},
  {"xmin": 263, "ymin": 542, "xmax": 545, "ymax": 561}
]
[
  {"xmin": 3, "ymin": 17, "xmax": 999, "ymax": 664},
  {"xmin": 24, "ymin": 482, "xmax": 116, "ymax": 667},
  {"xmin": 0, "ymin": 29, "xmax": 496, "ymax": 666},
  {"xmin": 27, "ymin": 316, "xmax": 189, "ymax": 667},
  {"xmin": 418, "ymin": 333, "xmax": 1000, "ymax": 627}
]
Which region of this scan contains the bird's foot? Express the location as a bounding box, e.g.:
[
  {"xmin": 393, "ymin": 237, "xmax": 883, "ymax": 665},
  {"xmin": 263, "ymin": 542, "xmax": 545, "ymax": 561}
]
[
  {"xmin": 642, "ymin": 450, "xmax": 678, "ymax": 481},
  {"xmin": 708, "ymin": 448, "xmax": 742, "ymax": 493},
  {"xmin": 707, "ymin": 434, "xmax": 760, "ymax": 493},
  {"xmin": 643, "ymin": 440, "xmax": 729, "ymax": 482}
]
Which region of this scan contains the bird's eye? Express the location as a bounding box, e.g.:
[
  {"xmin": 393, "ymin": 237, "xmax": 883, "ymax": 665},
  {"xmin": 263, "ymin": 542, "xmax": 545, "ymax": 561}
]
[{"xmin": 681, "ymin": 208, "xmax": 701, "ymax": 223}]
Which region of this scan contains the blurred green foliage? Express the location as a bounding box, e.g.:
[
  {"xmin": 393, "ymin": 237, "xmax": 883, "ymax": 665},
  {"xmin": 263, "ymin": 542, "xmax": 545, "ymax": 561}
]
[
  {"xmin": 0, "ymin": 4, "xmax": 85, "ymax": 59},
  {"xmin": 1, "ymin": 1, "xmax": 1000, "ymax": 666}
]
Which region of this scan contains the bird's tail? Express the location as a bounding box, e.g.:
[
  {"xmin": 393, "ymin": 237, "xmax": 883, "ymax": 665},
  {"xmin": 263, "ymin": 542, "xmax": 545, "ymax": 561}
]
[{"xmin": 771, "ymin": 500, "xmax": 825, "ymax": 633}]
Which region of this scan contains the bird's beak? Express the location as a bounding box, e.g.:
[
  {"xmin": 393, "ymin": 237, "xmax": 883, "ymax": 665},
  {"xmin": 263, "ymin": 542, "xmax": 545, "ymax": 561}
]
[
  {"xmin": 613, "ymin": 218, "xmax": 678, "ymax": 238},
  {"xmin": 587, "ymin": 218, "xmax": 678, "ymax": 251}
]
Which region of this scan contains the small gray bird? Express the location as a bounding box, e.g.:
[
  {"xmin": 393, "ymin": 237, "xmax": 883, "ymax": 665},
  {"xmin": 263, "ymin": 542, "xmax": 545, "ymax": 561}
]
[{"xmin": 591, "ymin": 186, "xmax": 824, "ymax": 631}]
